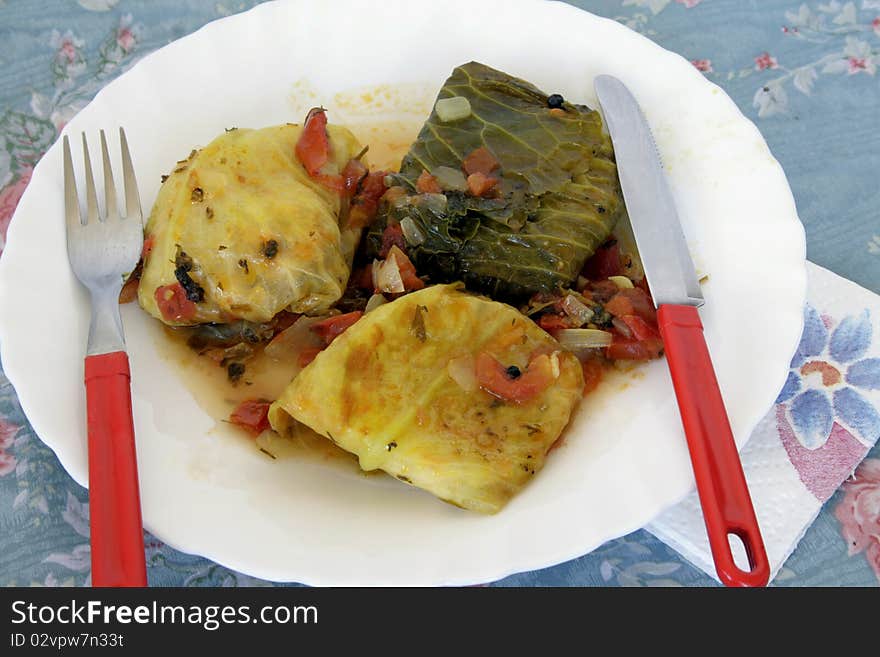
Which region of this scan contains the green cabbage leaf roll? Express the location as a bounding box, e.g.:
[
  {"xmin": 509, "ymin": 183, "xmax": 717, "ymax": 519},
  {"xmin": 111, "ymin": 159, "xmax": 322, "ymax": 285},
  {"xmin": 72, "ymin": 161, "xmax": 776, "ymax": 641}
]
[{"xmin": 367, "ymin": 61, "xmax": 623, "ymax": 301}]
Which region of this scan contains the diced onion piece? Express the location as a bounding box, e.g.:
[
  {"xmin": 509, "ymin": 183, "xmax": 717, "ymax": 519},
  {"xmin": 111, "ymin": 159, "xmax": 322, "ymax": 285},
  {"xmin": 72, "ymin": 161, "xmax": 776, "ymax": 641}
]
[
  {"xmin": 555, "ymin": 328, "xmax": 614, "ymax": 350},
  {"xmin": 371, "ymin": 259, "xmax": 380, "ymax": 290},
  {"xmin": 374, "ymin": 253, "xmax": 405, "ymax": 293},
  {"xmin": 400, "ymin": 216, "xmax": 426, "ymax": 246},
  {"xmin": 611, "ymin": 317, "xmax": 632, "ymax": 338},
  {"xmin": 447, "ymin": 354, "xmax": 478, "ymax": 392},
  {"xmin": 432, "ymin": 166, "xmax": 468, "ymax": 192},
  {"xmin": 549, "ymin": 351, "xmax": 560, "ymax": 379},
  {"xmin": 609, "ymin": 275, "xmax": 634, "ymax": 289},
  {"xmin": 435, "ymin": 96, "xmax": 472, "ymax": 123},
  {"xmin": 416, "ymin": 192, "xmax": 448, "ymax": 214},
  {"xmin": 365, "ymin": 293, "xmax": 388, "ymax": 313},
  {"xmin": 391, "ymin": 192, "xmax": 411, "ymax": 209},
  {"xmin": 264, "ymin": 315, "xmax": 328, "ymax": 361},
  {"xmin": 696, "ymin": 268, "xmax": 709, "ymax": 282},
  {"xmin": 561, "ymin": 294, "xmax": 594, "ymax": 326}
]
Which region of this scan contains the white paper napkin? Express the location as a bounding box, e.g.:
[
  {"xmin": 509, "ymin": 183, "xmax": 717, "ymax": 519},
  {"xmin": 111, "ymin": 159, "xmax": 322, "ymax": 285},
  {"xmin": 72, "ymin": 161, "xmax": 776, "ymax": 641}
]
[{"xmin": 647, "ymin": 262, "xmax": 880, "ymax": 583}]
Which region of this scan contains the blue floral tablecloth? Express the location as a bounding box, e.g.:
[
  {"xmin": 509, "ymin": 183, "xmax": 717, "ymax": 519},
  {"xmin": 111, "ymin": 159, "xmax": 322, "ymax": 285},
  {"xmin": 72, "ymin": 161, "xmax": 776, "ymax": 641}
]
[{"xmin": 0, "ymin": 0, "xmax": 878, "ymax": 587}]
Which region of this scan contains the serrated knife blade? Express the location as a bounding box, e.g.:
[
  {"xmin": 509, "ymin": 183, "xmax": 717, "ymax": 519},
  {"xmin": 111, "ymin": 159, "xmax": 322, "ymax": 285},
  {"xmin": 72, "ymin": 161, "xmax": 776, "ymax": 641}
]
[
  {"xmin": 594, "ymin": 75, "xmax": 702, "ymax": 308},
  {"xmin": 595, "ymin": 74, "xmax": 769, "ymax": 587}
]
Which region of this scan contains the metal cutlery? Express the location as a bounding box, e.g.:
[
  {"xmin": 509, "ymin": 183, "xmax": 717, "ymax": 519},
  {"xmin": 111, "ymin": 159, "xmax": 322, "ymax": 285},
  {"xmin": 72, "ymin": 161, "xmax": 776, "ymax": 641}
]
[
  {"xmin": 63, "ymin": 128, "xmax": 147, "ymax": 587},
  {"xmin": 595, "ymin": 75, "xmax": 770, "ymax": 587}
]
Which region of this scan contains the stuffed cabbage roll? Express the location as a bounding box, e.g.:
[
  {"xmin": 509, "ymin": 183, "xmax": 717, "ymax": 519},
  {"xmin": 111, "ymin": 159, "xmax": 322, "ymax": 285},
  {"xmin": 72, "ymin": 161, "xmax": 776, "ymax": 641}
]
[
  {"xmin": 367, "ymin": 61, "xmax": 623, "ymax": 301},
  {"xmin": 269, "ymin": 284, "xmax": 584, "ymax": 514},
  {"xmin": 138, "ymin": 122, "xmax": 364, "ymax": 326}
]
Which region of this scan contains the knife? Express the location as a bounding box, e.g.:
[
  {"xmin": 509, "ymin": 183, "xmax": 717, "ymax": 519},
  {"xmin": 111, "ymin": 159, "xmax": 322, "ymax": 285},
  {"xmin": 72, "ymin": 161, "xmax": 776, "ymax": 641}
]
[{"xmin": 594, "ymin": 75, "xmax": 770, "ymax": 587}]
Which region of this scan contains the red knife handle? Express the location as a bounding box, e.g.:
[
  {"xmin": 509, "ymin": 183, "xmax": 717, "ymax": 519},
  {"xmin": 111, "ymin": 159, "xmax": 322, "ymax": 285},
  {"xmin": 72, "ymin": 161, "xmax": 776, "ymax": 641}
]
[
  {"xmin": 657, "ymin": 305, "xmax": 770, "ymax": 587},
  {"xmin": 84, "ymin": 351, "xmax": 147, "ymax": 587}
]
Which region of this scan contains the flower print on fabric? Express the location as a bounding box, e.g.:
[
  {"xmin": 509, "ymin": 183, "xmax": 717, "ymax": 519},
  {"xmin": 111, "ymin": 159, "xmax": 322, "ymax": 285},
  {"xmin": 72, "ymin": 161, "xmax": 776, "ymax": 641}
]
[
  {"xmin": 0, "ymin": 167, "xmax": 32, "ymax": 255},
  {"xmin": 44, "ymin": 493, "xmax": 92, "ymax": 583},
  {"xmin": 823, "ymin": 37, "xmax": 878, "ymax": 76},
  {"xmin": 777, "ymin": 305, "xmax": 880, "ymax": 450},
  {"xmin": 723, "ymin": 3, "xmax": 880, "ymax": 117},
  {"xmin": 0, "ymin": 417, "xmax": 20, "ymax": 476},
  {"xmin": 49, "ymin": 30, "xmax": 86, "ymax": 81},
  {"xmin": 754, "ymin": 52, "xmax": 779, "ymax": 70},
  {"xmin": 98, "ymin": 14, "xmax": 141, "ymax": 74},
  {"xmin": 834, "ymin": 459, "xmax": 880, "ymax": 582},
  {"xmin": 621, "ymin": 0, "xmax": 702, "ymax": 15}
]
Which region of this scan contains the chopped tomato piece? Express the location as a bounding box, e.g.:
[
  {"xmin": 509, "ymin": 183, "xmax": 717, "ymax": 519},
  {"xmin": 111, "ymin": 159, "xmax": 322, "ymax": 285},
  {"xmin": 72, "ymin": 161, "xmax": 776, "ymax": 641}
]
[
  {"xmin": 538, "ymin": 313, "xmax": 571, "ymax": 333},
  {"xmin": 619, "ymin": 314, "xmax": 658, "ymax": 342},
  {"xmin": 313, "ymin": 173, "xmax": 345, "ymax": 193},
  {"xmin": 475, "ymin": 352, "xmax": 555, "ymax": 404},
  {"xmin": 348, "ymin": 170, "xmax": 388, "ymax": 228},
  {"xmin": 119, "ymin": 275, "xmax": 140, "ymax": 304},
  {"xmin": 604, "ymin": 293, "xmax": 635, "ymax": 318},
  {"xmin": 611, "ymin": 287, "xmax": 657, "ymax": 324},
  {"xmin": 466, "ymin": 172, "xmax": 498, "ymax": 197},
  {"xmin": 581, "ymin": 359, "xmax": 604, "ymax": 396},
  {"xmin": 298, "ymin": 346, "xmax": 323, "ymax": 368},
  {"xmin": 362, "ymin": 170, "xmax": 388, "ymax": 198},
  {"xmin": 310, "ymin": 311, "xmax": 363, "ymax": 346},
  {"xmin": 416, "ymin": 170, "xmax": 442, "ymax": 194},
  {"xmin": 155, "ymin": 283, "xmax": 197, "ymax": 322},
  {"xmin": 387, "ymin": 245, "xmax": 424, "ymax": 291},
  {"xmin": 379, "ymin": 222, "xmax": 406, "ymax": 258},
  {"xmin": 229, "ymin": 399, "xmax": 271, "ymax": 436},
  {"xmin": 581, "ymin": 241, "xmax": 621, "ymax": 280},
  {"xmin": 341, "ymin": 158, "xmax": 368, "ymax": 195},
  {"xmin": 588, "ymin": 279, "xmax": 620, "ymax": 304},
  {"xmin": 606, "ymin": 335, "xmax": 664, "ymax": 361},
  {"xmin": 141, "ymin": 235, "xmax": 155, "ymax": 260},
  {"xmin": 295, "ymin": 108, "xmax": 331, "ymax": 177},
  {"xmin": 462, "ymin": 146, "xmax": 500, "ymax": 176}
]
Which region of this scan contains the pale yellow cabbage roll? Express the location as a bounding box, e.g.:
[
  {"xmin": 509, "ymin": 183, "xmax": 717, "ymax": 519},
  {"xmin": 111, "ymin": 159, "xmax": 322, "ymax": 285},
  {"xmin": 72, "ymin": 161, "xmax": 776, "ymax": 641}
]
[
  {"xmin": 138, "ymin": 123, "xmax": 363, "ymax": 325},
  {"xmin": 269, "ymin": 284, "xmax": 584, "ymax": 514}
]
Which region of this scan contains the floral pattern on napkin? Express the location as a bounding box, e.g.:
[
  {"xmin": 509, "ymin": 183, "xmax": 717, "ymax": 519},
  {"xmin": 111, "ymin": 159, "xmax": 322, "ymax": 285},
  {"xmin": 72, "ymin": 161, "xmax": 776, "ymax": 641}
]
[
  {"xmin": 779, "ymin": 307, "xmax": 880, "ymax": 450},
  {"xmin": 769, "ymin": 306, "xmax": 880, "ymax": 501},
  {"xmin": 835, "ymin": 459, "xmax": 880, "ymax": 581}
]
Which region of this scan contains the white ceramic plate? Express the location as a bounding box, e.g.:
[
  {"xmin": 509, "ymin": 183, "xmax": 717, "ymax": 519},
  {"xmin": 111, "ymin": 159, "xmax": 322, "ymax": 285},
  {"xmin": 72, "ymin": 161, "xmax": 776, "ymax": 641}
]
[{"xmin": 0, "ymin": 0, "xmax": 805, "ymax": 585}]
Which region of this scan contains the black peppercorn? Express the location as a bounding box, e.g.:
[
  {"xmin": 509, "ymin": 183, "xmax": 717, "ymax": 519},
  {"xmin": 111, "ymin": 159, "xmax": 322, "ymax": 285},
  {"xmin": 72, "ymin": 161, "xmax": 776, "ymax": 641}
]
[
  {"xmin": 506, "ymin": 365, "xmax": 522, "ymax": 379},
  {"xmin": 227, "ymin": 362, "xmax": 245, "ymax": 383},
  {"xmin": 547, "ymin": 94, "xmax": 564, "ymax": 109},
  {"xmin": 263, "ymin": 239, "xmax": 279, "ymax": 259}
]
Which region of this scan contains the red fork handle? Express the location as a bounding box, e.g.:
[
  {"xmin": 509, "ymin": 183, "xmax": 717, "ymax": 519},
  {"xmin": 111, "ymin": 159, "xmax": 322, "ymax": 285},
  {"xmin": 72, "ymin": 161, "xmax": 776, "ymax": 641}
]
[
  {"xmin": 84, "ymin": 351, "xmax": 147, "ymax": 587},
  {"xmin": 657, "ymin": 305, "xmax": 770, "ymax": 587}
]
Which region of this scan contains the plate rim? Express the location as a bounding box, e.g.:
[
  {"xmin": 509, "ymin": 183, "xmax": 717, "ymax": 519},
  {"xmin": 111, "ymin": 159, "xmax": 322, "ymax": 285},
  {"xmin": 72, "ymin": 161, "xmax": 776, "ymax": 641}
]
[{"xmin": 0, "ymin": 0, "xmax": 807, "ymax": 585}]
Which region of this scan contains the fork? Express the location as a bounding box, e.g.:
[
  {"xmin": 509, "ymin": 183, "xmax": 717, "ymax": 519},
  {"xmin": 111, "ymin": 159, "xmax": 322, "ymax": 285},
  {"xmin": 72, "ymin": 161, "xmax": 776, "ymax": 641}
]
[{"xmin": 63, "ymin": 129, "xmax": 147, "ymax": 587}]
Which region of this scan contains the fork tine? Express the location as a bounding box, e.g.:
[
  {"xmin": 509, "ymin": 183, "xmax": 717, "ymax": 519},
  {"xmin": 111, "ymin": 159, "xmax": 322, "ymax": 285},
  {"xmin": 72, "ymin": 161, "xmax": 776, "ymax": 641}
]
[
  {"xmin": 119, "ymin": 127, "xmax": 142, "ymax": 222},
  {"xmin": 99, "ymin": 130, "xmax": 118, "ymax": 220},
  {"xmin": 81, "ymin": 133, "xmax": 100, "ymax": 223},
  {"xmin": 63, "ymin": 135, "xmax": 82, "ymax": 229}
]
